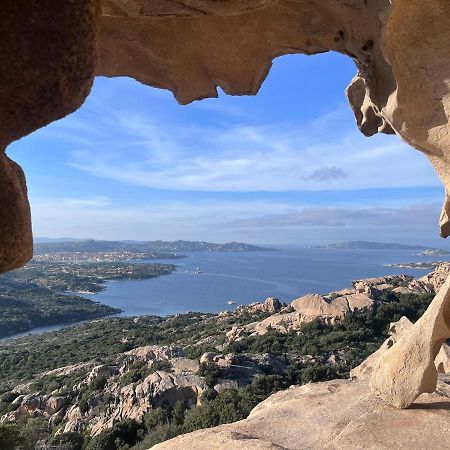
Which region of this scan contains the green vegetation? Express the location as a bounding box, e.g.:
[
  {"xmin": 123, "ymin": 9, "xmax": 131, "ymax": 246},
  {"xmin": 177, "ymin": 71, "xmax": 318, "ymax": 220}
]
[
  {"xmin": 0, "ymin": 278, "xmax": 120, "ymax": 339},
  {"xmin": 0, "ymin": 309, "xmax": 272, "ymax": 388},
  {"xmin": 0, "ymin": 260, "xmax": 179, "ymax": 338},
  {"xmin": 0, "ymin": 290, "xmax": 435, "ymax": 449},
  {"xmin": 6, "ymin": 261, "xmax": 178, "ymax": 294},
  {"xmin": 0, "ymin": 418, "xmax": 48, "ymax": 450}
]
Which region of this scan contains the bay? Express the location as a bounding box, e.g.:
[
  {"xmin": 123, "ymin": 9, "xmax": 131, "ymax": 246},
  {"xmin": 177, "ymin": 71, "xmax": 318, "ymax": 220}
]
[
  {"xmin": 83, "ymin": 248, "xmax": 448, "ymax": 315},
  {"xmin": 3, "ymin": 247, "xmax": 447, "ymax": 340}
]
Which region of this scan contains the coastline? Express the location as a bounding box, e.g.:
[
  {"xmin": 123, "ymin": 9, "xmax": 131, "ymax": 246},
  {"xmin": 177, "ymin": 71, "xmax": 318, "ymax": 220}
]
[{"xmin": 2, "ymin": 249, "xmax": 448, "ymax": 342}]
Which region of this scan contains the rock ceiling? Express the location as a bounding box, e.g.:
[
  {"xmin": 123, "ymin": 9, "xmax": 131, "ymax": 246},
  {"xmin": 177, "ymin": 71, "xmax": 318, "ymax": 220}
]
[{"xmin": 1, "ymin": 0, "xmax": 449, "ymax": 271}]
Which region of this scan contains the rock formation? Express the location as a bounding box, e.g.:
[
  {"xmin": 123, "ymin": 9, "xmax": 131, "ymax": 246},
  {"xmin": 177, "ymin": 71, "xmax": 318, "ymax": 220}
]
[
  {"xmin": 226, "ymin": 271, "xmax": 442, "ymax": 340},
  {"xmin": 1, "ymin": 345, "xmax": 209, "ymax": 436},
  {"xmin": 351, "ymin": 316, "xmax": 450, "ymax": 381},
  {"xmin": 0, "ymin": 1, "xmax": 448, "ymax": 267},
  {"xmin": 153, "ymin": 377, "xmax": 450, "ymax": 450},
  {"xmin": 0, "ymin": 0, "xmax": 99, "ymax": 272},
  {"xmin": 0, "ymin": 343, "xmax": 286, "ymax": 437},
  {"xmin": 370, "ymin": 274, "xmax": 450, "ymax": 408},
  {"xmin": 1, "ymin": 0, "xmax": 450, "ymax": 417}
]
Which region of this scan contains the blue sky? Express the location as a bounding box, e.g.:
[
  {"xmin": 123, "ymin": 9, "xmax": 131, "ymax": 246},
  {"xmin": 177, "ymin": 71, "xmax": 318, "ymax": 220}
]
[{"xmin": 8, "ymin": 52, "xmax": 448, "ymax": 246}]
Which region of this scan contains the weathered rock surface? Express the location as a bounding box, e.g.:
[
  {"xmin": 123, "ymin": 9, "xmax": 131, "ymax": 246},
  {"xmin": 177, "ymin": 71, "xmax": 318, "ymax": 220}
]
[
  {"xmin": 226, "ymin": 267, "xmax": 450, "ymax": 341},
  {"xmin": 228, "ymin": 288, "xmax": 374, "ymax": 339},
  {"xmin": 370, "ymin": 273, "xmax": 450, "ymax": 408},
  {"xmin": 0, "ymin": 154, "xmax": 32, "ymax": 273},
  {"xmin": 0, "ymin": 0, "xmax": 99, "ymax": 272},
  {"xmin": 1, "ymin": 345, "xmax": 209, "ymax": 436},
  {"xmin": 0, "ymin": 1, "xmax": 448, "ymax": 276},
  {"xmin": 154, "ymin": 378, "xmax": 450, "ymax": 449},
  {"xmin": 236, "ymin": 298, "xmax": 285, "ymax": 314},
  {"xmin": 87, "ymin": 371, "xmax": 207, "ymax": 436},
  {"xmin": 418, "ymin": 262, "xmax": 450, "ymax": 294},
  {"xmin": 351, "ymin": 316, "xmax": 450, "ymax": 381},
  {"xmin": 1, "ymin": 343, "xmax": 286, "ymax": 437}
]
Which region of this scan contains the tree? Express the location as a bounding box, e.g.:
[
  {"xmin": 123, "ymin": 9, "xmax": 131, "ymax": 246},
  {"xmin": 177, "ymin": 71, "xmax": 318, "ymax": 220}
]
[{"xmin": 0, "ymin": 423, "xmax": 24, "ymax": 450}]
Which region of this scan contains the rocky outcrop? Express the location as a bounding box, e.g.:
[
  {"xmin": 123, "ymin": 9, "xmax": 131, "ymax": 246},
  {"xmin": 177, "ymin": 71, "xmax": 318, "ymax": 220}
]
[
  {"xmin": 225, "ymin": 268, "xmax": 450, "ymax": 341},
  {"xmin": 370, "ymin": 274, "xmax": 450, "ymax": 408},
  {"xmin": 1, "ymin": 343, "xmax": 286, "ymax": 437},
  {"xmin": 227, "ymin": 288, "xmax": 374, "ymax": 340},
  {"xmin": 0, "ymin": 345, "xmax": 208, "ymax": 436},
  {"xmin": 0, "ymin": 155, "xmax": 32, "ymax": 273},
  {"xmin": 236, "ymin": 298, "xmax": 285, "ymax": 314},
  {"xmin": 351, "ymin": 316, "xmax": 450, "ymax": 381},
  {"xmin": 0, "ymin": 1, "xmax": 99, "ymax": 272},
  {"xmin": 154, "ymin": 378, "xmax": 450, "ymax": 450},
  {"xmin": 87, "ymin": 371, "xmax": 207, "ymax": 436},
  {"xmin": 418, "ymin": 263, "xmax": 450, "ymax": 294},
  {"xmin": 1, "ymin": 393, "xmax": 68, "ymax": 423}
]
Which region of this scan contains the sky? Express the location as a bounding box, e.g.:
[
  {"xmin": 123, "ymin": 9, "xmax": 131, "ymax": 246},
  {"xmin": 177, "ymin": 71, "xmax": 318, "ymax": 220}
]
[{"xmin": 8, "ymin": 52, "xmax": 448, "ymax": 247}]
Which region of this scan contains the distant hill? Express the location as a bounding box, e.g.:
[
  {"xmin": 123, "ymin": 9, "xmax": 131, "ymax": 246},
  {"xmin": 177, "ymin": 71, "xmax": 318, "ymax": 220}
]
[
  {"xmin": 34, "ymin": 239, "xmax": 275, "ymax": 254},
  {"xmin": 34, "ymin": 237, "xmax": 82, "ymax": 243},
  {"xmin": 315, "ymin": 241, "xmax": 449, "ymax": 253}
]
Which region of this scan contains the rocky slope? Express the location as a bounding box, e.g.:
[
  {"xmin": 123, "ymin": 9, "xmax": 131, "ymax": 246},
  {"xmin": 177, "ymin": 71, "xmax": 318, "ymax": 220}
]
[
  {"xmin": 156, "ymin": 299, "xmax": 450, "ymax": 449},
  {"xmin": 227, "ymin": 264, "xmax": 450, "ymax": 341},
  {"xmin": 1, "ymin": 264, "xmax": 449, "ymax": 447},
  {"xmin": 0, "ymin": 343, "xmax": 286, "ymax": 438}
]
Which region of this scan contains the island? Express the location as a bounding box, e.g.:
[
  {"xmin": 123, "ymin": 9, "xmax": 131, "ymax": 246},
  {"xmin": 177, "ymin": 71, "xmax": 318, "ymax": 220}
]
[
  {"xmin": 314, "ymin": 240, "xmax": 450, "ymax": 253},
  {"xmin": 385, "ymin": 261, "xmax": 444, "ymax": 270}
]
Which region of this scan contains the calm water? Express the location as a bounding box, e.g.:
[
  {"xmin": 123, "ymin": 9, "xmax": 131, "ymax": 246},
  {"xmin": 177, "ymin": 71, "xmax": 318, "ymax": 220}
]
[
  {"xmin": 83, "ymin": 248, "xmax": 448, "ymax": 314},
  {"xmin": 3, "ymin": 248, "xmax": 448, "ymax": 340}
]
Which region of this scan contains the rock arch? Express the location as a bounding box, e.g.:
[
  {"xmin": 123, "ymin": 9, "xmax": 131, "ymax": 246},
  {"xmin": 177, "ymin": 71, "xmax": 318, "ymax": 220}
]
[{"xmin": 1, "ymin": 0, "xmax": 450, "ymax": 408}]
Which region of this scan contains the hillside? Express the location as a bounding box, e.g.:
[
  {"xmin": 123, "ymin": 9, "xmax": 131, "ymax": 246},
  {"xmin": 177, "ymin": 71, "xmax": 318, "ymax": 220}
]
[
  {"xmin": 0, "ymin": 261, "xmax": 177, "ymax": 338},
  {"xmin": 34, "ymin": 240, "xmax": 275, "ymax": 255},
  {"xmin": 1, "ymin": 264, "xmax": 448, "ymax": 449}
]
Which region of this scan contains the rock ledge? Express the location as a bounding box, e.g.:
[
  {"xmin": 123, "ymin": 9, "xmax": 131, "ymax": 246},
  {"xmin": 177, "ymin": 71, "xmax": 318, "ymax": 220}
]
[{"xmin": 154, "ymin": 378, "xmax": 450, "ymax": 449}]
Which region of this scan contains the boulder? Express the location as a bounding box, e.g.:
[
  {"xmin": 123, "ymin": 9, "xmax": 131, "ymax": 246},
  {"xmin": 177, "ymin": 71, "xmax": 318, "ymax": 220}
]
[
  {"xmin": 200, "ymin": 352, "xmax": 219, "ymax": 364},
  {"xmin": 291, "ymin": 293, "xmax": 349, "ymax": 323}
]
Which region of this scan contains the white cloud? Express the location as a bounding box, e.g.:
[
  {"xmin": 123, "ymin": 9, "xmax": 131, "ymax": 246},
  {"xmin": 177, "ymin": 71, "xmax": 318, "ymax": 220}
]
[
  {"xmin": 30, "ymin": 196, "xmax": 444, "ymax": 246},
  {"xmin": 58, "ymin": 196, "xmax": 112, "ymax": 208},
  {"xmin": 221, "ymin": 203, "xmax": 441, "ymax": 230},
  {"xmin": 51, "ymin": 104, "xmax": 441, "ymax": 193}
]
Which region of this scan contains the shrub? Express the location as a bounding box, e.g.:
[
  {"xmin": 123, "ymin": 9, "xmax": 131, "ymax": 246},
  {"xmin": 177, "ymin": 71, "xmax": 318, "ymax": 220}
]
[
  {"xmin": 85, "ymin": 419, "xmax": 142, "ymax": 450},
  {"xmin": 49, "ymin": 432, "xmax": 84, "ymax": 450},
  {"xmin": 91, "ymin": 375, "xmax": 108, "ymax": 391},
  {"xmin": 198, "ymin": 363, "xmax": 220, "ymax": 388},
  {"xmin": 0, "ymin": 423, "xmax": 24, "ymax": 450}
]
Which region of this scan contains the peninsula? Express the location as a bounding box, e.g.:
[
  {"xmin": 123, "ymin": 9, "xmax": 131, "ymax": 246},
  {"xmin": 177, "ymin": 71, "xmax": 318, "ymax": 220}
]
[{"xmin": 315, "ymin": 240, "xmax": 450, "ymax": 254}]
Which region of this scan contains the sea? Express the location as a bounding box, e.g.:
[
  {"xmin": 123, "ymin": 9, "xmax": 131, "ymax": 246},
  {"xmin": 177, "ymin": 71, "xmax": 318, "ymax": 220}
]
[{"xmin": 2, "ymin": 247, "xmax": 449, "ymax": 340}]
